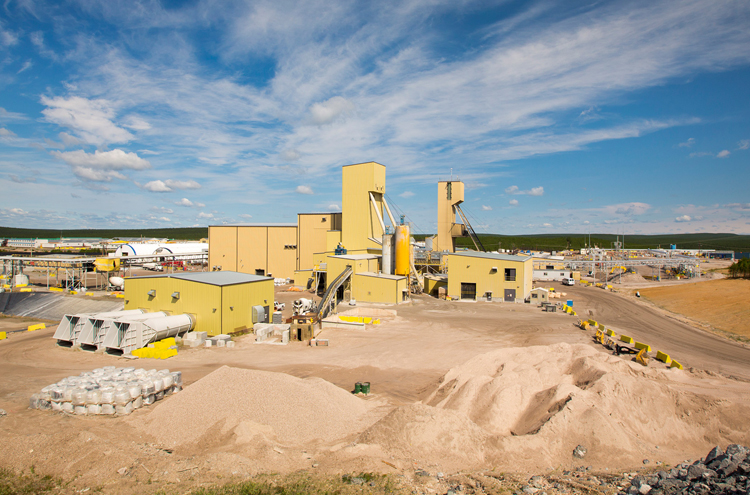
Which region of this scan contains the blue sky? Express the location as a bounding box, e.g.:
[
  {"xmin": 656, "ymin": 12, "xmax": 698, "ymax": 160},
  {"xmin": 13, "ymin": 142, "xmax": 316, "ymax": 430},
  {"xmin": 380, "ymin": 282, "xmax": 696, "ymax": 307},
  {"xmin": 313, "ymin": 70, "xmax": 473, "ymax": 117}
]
[{"xmin": 1, "ymin": 0, "xmax": 749, "ymax": 235}]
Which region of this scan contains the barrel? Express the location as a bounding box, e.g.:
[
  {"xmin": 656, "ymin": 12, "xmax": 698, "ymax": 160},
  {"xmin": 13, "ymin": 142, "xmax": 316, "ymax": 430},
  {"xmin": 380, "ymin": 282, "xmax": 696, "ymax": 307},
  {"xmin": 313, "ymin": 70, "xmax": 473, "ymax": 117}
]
[
  {"xmin": 361, "ymin": 382, "xmax": 370, "ymax": 395},
  {"xmin": 354, "ymin": 382, "xmax": 362, "ymax": 394}
]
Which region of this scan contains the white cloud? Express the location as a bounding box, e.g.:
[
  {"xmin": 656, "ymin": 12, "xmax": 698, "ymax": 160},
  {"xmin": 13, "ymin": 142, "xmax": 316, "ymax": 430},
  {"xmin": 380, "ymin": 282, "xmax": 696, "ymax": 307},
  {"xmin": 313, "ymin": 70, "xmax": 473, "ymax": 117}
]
[
  {"xmin": 0, "ymin": 128, "xmax": 16, "ymax": 138},
  {"xmin": 166, "ymin": 179, "xmax": 201, "ymax": 190},
  {"xmin": 198, "ymin": 212, "xmax": 214, "ymax": 219},
  {"xmin": 122, "ymin": 115, "xmax": 152, "ymax": 130},
  {"xmin": 542, "ymin": 223, "xmax": 552, "ymax": 228},
  {"xmin": 0, "ymin": 108, "xmax": 26, "ymax": 121},
  {"xmin": 295, "ymin": 185, "xmax": 314, "ymax": 195},
  {"xmin": 716, "ymin": 150, "xmax": 730, "ymax": 158},
  {"xmin": 41, "ymin": 96, "xmax": 133, "ymax": 146},
  {"xmin": 738, "ymin": 140, "xmax": 750, "ymax": 150},
  {"xmin": 174, "ymin": 198, "xmax": 204, "ymax": 207},
  {"xmin": 481, "ymin": 205, "xmax": 492, "ymax": 211},
  {"xmin": 143, "ymin": 180, "xmax": 172, "ymax": 192},
  {"xmin": 238, "ymin": 213, "xmax": 253, "ymax": 219},
  {"xmin": 528, "ymin": 186, "xmax": 544, "ymax": 196},
  {"xmin": 59, "ymin": 132, "xmax": 84, "ymax": 147},
  {"xmin": 678, "ymin": 137, "xmax": 695, "ymax": 148},
  {"xmin": 689, "ymin": 151, "xmax": 713, "ymax": 158},
  {"xmin": 73, "ymin": 167, "xmax": 127, "ymax": 182},
  {"xmin": 280, "ymin": 149, "xmax": 300, "ymax": 161},
  {"xmin": 605, "ymin": 202, "xmax": 652, "ymax": 216},
  {"xmin": 51, "ymin": 149, "xmax": 151, "ymax": 171},
  {"xmin": 151, "ymin": 206, "xmax": 174, "ymax": 214},
  {"xmin": 9, "ymin": 208, "xmax": 27, "ymax": 215},
  {"xmin": 17, "ymin": 60, "xmax": 32, "ymax": 74},
  {"xmin": 509, "ymin": 199, "xmax": 519, "ymax": 206},
  {"xmin": 1, "ymin": 28, "xmax": 18, "ymax": 47},
  {"xmin": 675, "ymin": 215, "xmax": 692, "ymax": 222},
  {"xmin": 505, "ymin": 185, "xmax": 544, "ymax": 196},
  {"xmin": 308, "ymin": 96, "xmax": 354, "ymax": 125},
  {"xmin": 328, "ymin": 204, "xmax": 341, "ymax": 211},
  {"xmin": 399, "ymin": 191, "xmax": 415, "ymax": 198}
]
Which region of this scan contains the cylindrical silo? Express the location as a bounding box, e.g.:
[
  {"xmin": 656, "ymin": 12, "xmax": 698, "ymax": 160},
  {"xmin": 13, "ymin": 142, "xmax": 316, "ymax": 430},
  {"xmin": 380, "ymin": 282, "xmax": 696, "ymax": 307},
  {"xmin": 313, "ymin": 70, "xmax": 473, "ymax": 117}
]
[
  {"xmin": 425, "ymin": 236, "xmax": 434, "ymax": 251},
  {"xmin": 394, "ymin": 225, "xmax": 410, "ymax": 276},
  {"xmin": 382, "ymin": 234, "xmax": 394, "ymax": 275}
]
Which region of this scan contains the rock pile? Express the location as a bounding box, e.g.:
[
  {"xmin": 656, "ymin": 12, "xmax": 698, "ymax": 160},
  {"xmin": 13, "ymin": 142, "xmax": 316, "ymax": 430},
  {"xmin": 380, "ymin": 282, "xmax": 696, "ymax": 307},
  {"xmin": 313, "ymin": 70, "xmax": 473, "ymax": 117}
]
[{"xmin": 623, "ymin": 445, "xmax": 750, "ymax": 495}]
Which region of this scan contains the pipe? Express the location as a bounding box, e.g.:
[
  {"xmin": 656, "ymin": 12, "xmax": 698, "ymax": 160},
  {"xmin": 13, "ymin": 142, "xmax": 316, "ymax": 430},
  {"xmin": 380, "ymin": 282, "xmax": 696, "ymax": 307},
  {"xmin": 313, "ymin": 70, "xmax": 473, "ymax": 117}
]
[{"xmin": 369, "ymin": 192, "xmax": 386, "ymax": 234}]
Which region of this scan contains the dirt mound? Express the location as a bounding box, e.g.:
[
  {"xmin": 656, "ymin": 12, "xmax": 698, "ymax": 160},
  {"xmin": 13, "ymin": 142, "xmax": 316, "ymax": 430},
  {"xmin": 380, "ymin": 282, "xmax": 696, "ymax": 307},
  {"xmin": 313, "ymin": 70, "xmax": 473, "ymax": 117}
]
[
  {"xmin": 356, "ymin": 343, "xmax": 750, "ymax": 471},
  {"xmin": 358, "ymin": 403, "xmax": 488, "ymax": 468},
  {"xmin": 135, "ymin": 366, "xmax": 378, "ymax": 450}
]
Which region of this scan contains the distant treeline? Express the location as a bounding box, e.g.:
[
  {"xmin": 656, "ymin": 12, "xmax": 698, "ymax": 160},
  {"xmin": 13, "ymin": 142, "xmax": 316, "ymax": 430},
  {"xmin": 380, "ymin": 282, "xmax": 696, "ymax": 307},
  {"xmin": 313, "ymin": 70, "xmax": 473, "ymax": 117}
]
[
  {"xmin": 413, "ymin": 233, "xmax": 750, "ymax": 252},
  {"xmin": 2, "ymin": 226, "xmax": 749, "ymax": 251},
  {"xmin": 0, "ymin": 226, "xmax": 209, "ymax": 241}
]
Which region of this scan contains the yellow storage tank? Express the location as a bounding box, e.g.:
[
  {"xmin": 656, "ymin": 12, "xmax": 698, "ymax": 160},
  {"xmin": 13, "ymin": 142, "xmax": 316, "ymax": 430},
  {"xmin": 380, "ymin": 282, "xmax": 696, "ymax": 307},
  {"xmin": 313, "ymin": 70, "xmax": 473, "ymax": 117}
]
[{"xmin": 394, "ymin": 225, "xmax": 410, "ymax": 276}]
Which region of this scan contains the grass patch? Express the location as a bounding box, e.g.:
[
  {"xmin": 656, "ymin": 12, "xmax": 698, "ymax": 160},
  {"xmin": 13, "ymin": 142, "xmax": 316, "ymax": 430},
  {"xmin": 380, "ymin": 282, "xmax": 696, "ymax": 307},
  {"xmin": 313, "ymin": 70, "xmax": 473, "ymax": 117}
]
[
  {"xmin": 0, "ymin": 467, "xmax": 60, "ymax": 495},
  {"xmin": 192, "ymin": 473, "xmax": 402, "ymax": 495}
]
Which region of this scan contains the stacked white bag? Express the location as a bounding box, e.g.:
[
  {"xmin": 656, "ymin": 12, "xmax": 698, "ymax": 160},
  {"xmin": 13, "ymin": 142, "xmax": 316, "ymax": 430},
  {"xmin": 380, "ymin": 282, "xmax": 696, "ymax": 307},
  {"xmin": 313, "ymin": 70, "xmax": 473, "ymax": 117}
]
[{"xmin": 30, "ymin": 366, "xmax": 183, "ymax": 416}]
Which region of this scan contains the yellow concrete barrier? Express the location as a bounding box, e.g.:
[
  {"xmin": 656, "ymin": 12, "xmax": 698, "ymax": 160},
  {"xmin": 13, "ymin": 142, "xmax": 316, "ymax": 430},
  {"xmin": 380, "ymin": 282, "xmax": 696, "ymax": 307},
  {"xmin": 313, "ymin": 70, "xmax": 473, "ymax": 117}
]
[
  {"xmin": 19, "ymin": 288, "xmax": 32, "ymax": 292},
  {"xmin": 606, "ymin": 329, "xmax": 616, "ymax": 337},
  {"xmin": 0, "ymin": 331, "xmax": 6, "ymax": 340},
  {"xmin": 85, "ymin": 292, "xmax": 94, "ymax": 296},
  {"xmin": 598, "ymin": 324, "xmax": 605, "ymax": 331},
  {"xmin": 571, "ymin": 311, "xmax": 577, "ymax": 316},
  {"xmin": 620, "ymin": 335, "xmax": 634, "ymax": 344},
  {"xmin": 634, "ymin": 342, "xmax": 651, "ymax": 352},
  {"xmin": 15, "ymin": 283, "xmax": 28, "ymax": 288},
  {"xmin": 70, "ymin": 290, "xmax": 78, "ymax": 295},
  {"xmin": 116, "ymin": 294, "xmax": 125, "ymax": 298},
  {"xmin": 670, "ymin": 360, "xmax": 683, "ymax": 370},
  {"xmin": 27, "ymin": 323, "xmax": 46, "ymax": 332},
  {"xmin": 656, "ymin": 350, "xmax": 672, "ymax": 365},
  {"xmin": 588, "ymin": 319, "xmax": 598, "ymax": 327},
  {"xmin": 373, "ymin": 319, "xmax": 381, "ymax": 325},
  {"xmin": 49, "ymin": 287, "xmax": 63, "ymax": 292},
  {"xmin": 2, "ymin": 284, "xmax": 10, "ymax": 289}
]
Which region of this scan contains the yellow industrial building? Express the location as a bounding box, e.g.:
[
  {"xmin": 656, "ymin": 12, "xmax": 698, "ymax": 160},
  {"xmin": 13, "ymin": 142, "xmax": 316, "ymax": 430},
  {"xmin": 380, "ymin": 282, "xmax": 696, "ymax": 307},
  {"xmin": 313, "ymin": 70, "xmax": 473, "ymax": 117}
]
[
  {"xmin": 209, "ymin": 162, "xmax": 409, "ymax": 306},
  {"xmin": 124, "ymin": 272, "xmax": 274, "ymax": 336},
  {"xmin": 445, "ymin": 251, "xmax": 533, "ymax": 302}
]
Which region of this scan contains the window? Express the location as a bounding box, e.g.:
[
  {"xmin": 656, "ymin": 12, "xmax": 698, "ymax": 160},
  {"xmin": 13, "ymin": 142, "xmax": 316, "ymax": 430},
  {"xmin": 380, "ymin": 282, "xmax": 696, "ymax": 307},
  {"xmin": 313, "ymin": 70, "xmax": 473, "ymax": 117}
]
[
  {"xmin": 531, "ymin": 293, "xmax": 538, "ymax": 299},
  {"xmin": 504, "ymin": 268, "xmax": 516, "ymax": 282}
]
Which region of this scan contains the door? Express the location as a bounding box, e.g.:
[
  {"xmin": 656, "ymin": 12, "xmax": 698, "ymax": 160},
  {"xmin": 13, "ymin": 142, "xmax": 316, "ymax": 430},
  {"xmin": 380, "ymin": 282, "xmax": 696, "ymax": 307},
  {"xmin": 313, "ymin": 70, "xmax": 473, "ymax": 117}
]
[
  {"xmin": 460, "ymin": 283, "xmax": 476, "ymax": 300},
  {"xmin": 504, "ymin": 289, "xmax": 516, "ymax": 302}
]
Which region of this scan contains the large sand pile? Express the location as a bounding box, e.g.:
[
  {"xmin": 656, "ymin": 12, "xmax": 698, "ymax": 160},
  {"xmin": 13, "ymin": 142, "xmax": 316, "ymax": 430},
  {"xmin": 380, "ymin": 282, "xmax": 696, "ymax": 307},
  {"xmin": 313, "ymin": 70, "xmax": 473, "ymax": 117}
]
[
  {"xmin": 358, "ymin": 343, "xmax": 750, "ymax": 471},
  {"xmin": 136, "ymin": 366, "xmax": 380, "ymax": 450}
]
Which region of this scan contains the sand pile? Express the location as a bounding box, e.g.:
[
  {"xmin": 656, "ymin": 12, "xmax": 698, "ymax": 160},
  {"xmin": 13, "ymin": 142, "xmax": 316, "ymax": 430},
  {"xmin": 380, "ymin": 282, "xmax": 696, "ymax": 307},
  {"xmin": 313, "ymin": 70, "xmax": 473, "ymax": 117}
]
[
  {"xmin": 136, "ymin": 366, "xmax": 378, "ymax": 450},
  {"xmin": 357, "ymin": 343, "xmax": 750, "ymax": 470}
]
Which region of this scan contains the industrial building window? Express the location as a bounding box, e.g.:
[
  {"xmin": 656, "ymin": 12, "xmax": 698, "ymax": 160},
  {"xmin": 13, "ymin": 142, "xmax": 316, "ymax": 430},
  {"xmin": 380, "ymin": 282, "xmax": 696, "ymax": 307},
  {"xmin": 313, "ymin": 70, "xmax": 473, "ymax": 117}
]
[
  {"xmin": 504, "ymin": 268, "xmax": 516, "ymax": 282},
  {"xmin": 284, "ymin": 245, "xmax": 297, "ymax": 250}
]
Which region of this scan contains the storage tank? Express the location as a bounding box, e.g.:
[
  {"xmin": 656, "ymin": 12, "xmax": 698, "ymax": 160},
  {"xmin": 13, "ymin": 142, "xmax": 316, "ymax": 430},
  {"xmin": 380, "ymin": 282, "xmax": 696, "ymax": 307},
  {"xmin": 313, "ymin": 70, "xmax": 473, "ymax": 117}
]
[
  {"xmin": 425, "ymin": 236, "xmax": 434, "ymax": 252},
  {"xmin": 382, "ymin": 234, "xmax": 394, "ymax": 275},
  {"xmin": 394, "ymin": 225, "xmax": 410, "ymax": 276}
]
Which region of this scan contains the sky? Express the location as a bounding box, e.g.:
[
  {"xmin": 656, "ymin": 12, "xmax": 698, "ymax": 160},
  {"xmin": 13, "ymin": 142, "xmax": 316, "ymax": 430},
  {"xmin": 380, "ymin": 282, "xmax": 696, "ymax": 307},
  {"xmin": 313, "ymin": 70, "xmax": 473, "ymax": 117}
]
[{"xmin": 1, "ymin": 0, "xmax": 749, "ymax": 235}]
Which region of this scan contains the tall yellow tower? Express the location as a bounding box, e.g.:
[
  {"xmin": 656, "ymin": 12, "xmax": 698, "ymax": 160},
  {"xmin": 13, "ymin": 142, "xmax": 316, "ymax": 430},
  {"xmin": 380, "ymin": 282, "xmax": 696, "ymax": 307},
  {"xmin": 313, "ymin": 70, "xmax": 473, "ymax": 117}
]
[
  {"xmin": 435, "ymin": 180, "xmax": 466, "ymax": 252},
  {"xmin": 341, "ymin": 162, "xmax": 387, "ymax": 252}
]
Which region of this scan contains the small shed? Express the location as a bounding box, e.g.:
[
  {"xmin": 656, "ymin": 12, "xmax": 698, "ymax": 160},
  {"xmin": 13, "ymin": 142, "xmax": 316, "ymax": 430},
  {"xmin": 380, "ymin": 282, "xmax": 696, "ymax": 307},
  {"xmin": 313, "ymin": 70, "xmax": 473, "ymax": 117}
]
[
  {"xmin": 124, "ymin": 271, "xmax": 274, "ymax": 336},
  {"xmin": 528, "ymin": 287, "xmax": 550, "ymax": 304}
]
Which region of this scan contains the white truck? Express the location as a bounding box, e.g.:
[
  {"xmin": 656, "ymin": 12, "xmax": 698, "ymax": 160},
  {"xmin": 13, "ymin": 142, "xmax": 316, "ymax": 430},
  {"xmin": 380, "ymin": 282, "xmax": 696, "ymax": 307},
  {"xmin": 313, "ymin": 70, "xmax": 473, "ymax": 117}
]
[
  {"xmin": 562, "ymin": 277, "xmax": 575, "ymax": 286},
  {"xmin": 292, "ymin": 298, "xmax": 316, "ymax": 315}
]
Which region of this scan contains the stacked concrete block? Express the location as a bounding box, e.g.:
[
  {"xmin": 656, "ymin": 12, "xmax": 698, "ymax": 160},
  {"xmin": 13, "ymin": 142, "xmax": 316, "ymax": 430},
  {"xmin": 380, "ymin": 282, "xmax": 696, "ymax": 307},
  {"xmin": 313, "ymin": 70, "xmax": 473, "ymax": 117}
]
[{"xmin": 183, "ymin": 331, "xmax": 207, "ymax": 348}]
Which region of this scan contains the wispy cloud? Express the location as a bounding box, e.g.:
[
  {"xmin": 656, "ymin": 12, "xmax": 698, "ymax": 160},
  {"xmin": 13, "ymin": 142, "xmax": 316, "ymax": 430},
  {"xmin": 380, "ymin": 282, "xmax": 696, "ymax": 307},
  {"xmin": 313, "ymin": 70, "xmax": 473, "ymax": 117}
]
[
  {"xmin": 678, "ymin": 137, "xmax": 695, "ymax": 148},
  {"xmin": 717, "ymin": 150, "xmax": 730, "ymax": 158},
  {"xmin": 505, "ymin": 185, "xmax": 544, "ymax": 196},
  {"xmin": 295, "ymin": 185, "xmax": 313, "ymax": 195}
]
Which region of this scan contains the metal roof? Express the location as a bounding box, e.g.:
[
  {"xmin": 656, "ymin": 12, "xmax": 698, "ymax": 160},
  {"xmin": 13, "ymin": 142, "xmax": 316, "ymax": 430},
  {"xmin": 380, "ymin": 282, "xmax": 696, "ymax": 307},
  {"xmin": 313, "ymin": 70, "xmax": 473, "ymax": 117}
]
[
  {"xmin": 331, "ymin": 254, "xmax": 380, "ymax": 260},
  {"xmin": 447, "ymin": 251, "xmax": 533, "ymax": 262},
  {"xmin": 209, "ymin": 223, "xmax": 297, "ymax": 227},
  {"xmin": 130, "ymin": 271, "xmax": 271, "ymax": 286},
  {"xmin": 355, "ymin": 271, "xmax": 406, "ymax": 280}
]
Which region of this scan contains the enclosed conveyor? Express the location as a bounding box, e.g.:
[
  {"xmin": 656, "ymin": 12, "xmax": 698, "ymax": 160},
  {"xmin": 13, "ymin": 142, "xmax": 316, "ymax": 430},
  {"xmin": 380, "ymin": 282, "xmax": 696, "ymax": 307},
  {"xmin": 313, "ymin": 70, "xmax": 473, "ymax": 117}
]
[
  {"xmin": 78, "ymin": 309, "xmax": 146, "ymax": 351},
  {"xmin": 53, "ymin": 313, "xmax": 93, "ymax": 347},
  {"xmin": 104, "ymin": 313, "xmax": 194, "ymax": 355}
]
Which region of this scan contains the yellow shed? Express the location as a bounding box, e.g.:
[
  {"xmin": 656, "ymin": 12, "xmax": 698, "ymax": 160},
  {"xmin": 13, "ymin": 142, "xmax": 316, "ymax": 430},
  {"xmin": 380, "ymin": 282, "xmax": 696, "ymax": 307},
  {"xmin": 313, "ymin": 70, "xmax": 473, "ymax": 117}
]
[
  {"xmin": 445, "ymin": 251, "xmax": 533, "ymax": 302},
  {"xmin": 124, "ymin": 271, "xmax": 274, "ymax": 336}
]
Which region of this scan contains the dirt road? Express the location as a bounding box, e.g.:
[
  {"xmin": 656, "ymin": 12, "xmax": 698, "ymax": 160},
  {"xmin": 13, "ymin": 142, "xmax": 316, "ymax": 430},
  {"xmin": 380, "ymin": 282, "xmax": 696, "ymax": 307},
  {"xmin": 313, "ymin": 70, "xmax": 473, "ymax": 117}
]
[{"xmin": 559, "ymin": 282, "xmax": 750, "ymax": 379}]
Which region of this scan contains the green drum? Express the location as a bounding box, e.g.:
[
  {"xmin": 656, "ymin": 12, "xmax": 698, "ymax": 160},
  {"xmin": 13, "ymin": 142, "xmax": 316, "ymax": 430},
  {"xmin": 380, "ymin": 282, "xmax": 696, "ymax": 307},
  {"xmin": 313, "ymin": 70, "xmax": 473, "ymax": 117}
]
[
  {"xmin": 361, "ymin": 382, "xmax": 370, "ymax": 395},
  {"xmin": 354, "ymin": 382, "xmax": 362, "ymax": 394}
]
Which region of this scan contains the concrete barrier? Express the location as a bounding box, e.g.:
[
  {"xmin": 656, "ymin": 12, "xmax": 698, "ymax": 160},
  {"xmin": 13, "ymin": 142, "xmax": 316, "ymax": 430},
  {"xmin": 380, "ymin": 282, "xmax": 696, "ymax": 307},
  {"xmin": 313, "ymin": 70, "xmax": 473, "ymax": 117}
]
[
  {"xmin": 606, "ymin": 329, "xmax": 616, "ymax": 337},
  {"xmin": 0, "ymin": 331, "xmax": 6, "ymax": 340},
  {"xmin": 49, "ymin": 287, "xmax": 63, "ymax": 292},
  {"xmin": 634, "ymin": 342, "xmax": 651, "ymax": 352},
  {"xmin": 620, "ymin": 335, "xmax": 634, "ymax": 344},
  {"xmin": 656, "ymin": 350, "xmax": 672, "ymax": 364},
  {"xmin": 19, "ymin": 288, "xmax": 32, "ymax": 292},
  {"xmin": 670, "ymin": 360, "xmax": 683, "ymax": 370},
  {"xmin": 27, "ymin": 323, "xmax": 46, "ymax": 332}
]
